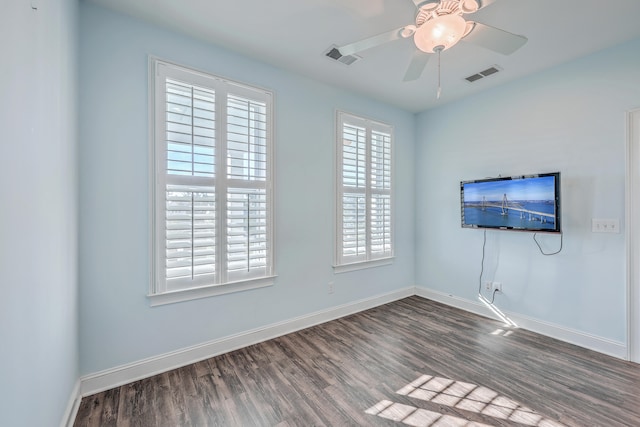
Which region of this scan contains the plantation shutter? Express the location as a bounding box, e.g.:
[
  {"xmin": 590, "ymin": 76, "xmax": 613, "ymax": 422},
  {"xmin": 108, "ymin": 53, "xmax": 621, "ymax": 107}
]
[
  {"xmin": 163, "ymin": 77, "xmax": 217, "ymax": 290},
  {"xmin": 226, "ymin": 94, "xmax": 269, "ymax": 282},
  {"xmin": 153, "ymin": 59, "xmax": 273, "ymax": 296},
  {"xmin": 336, "ymin": 112, "xmax": 393, "ymax": 266},
  {"xmin": 370, "ymin": 129, "xmax": 392, "ymax": 258},
  {"xmin": 341, "ymin": 123, "xmax": 367, "ymax": 261}
]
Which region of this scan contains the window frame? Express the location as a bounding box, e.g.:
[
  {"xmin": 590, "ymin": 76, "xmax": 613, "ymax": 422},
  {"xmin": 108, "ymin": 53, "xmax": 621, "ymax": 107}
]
[
  {"xmin": 148, "ymin": 57, "xmax": 276, "ymax": 306},
  {"xmin": 334, "ymin": 111, "xmax": 394, "ymax": 272}
]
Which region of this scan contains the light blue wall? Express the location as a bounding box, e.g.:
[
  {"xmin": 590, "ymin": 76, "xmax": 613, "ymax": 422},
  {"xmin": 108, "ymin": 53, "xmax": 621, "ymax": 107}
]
[
  {"xmin": 1, "ymin": 0, "xmax": 636, "ymax": 421},
  {"xmin": 0, "ymin": 0, "xmax": 79, "ymax": 426},
  {"xmin": 78, "ymin": 3, "xmax": 415, "ymax": 375},
  {"xmin": 416, "ymin": 38, "xmax": 640, "ymax": 343},
  {"xmin": 75, "ymin": 0, "xmax": 639, "ymax": 383}
]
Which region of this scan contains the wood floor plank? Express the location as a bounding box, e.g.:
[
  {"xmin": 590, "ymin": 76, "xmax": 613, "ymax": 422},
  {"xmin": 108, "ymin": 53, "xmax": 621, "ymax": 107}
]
[
  {"xmin": 98, "ymin": 388, "xmax": 120, "ymax": 426},
  {"xmin": 74, "ymin": 296, "xmax": 640, "ymax": 426},
  {"xmin": 166, "ymin": 368, "xmax": 194, "ymax": 426},
  {"xmin": 74, "ymin": 393, "xmax": 107, "ymax": 427}
]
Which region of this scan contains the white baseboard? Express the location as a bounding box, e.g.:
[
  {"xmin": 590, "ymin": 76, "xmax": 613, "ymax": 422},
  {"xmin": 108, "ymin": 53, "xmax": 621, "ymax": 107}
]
[
  {"xmin": 80, "ymin": 286, "xmax": 414, "ymax": 397},
  {"xmin": 78, "ymin": 285, "xmax": 628, "ymax": 401},
  {"xmin": 415, "ymin": 286, "xmax": 628, "ymax": 360},
  {"xmin": 415, "ymin": 287, "xmax": 496, "ymax": 319},
  {"xmin": 61, "ymin": 379, "xmax": 81, "ymax": 427}
]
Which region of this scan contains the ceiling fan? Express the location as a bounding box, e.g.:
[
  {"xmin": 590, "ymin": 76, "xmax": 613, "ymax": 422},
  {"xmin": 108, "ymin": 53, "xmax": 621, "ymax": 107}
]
[{"xmin": 327, "ymin": 0, "xmax": 527, "ymax": 89}]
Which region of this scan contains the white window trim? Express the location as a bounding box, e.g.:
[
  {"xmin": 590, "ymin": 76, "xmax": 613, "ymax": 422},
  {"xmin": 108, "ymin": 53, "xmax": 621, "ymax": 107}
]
[
  {"xmin": 148, "ymin": 57, "xmax": 276, "ymax": 305},
  {"xmin": 333, "ymin": 257, "xmax": 395, "ymax": 274},
  {"xmin": 148, "ymin": 275, "xmax": 277, "ymax": 307},
  {"xmin": 334, "ymin": 110, "xmax": 394, "ymax": 271}
]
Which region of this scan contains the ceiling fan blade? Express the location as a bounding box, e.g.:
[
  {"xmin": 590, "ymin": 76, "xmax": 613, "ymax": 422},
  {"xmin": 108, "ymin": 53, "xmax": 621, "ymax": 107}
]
[
  {"xmin": 462, "ymin": 22, "xmax": 527, "ymax": 55},
  {"xmin": 476, "ymin": 0, "xmax": 498, "ymax": 10},
  {"xmin": 337, "ymin": 26, "xmax": 407, "ymax": 56},
  {"xmin": 403, "ymin": 50, "xmax": 431, "ymax": 82}
]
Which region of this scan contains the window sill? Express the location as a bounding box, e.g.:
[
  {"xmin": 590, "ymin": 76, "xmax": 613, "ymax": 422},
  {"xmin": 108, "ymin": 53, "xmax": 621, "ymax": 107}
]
[
  {"xmin": 333, "ymin": 257, "xmax": 394, "ymax": 274},
  {"xmin": 148, "ymin": 275, "xmax": 276, "ymax": 307}
]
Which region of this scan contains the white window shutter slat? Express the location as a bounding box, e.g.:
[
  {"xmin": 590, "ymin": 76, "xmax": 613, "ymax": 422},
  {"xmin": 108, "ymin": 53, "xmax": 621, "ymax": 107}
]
[
  {"xmin": 165, "ymin": 79, "xmax": 216, "ymax": 178},
  {"xmin": 226, "ymin": 187, "xmax": 268, "ymax": 279}
]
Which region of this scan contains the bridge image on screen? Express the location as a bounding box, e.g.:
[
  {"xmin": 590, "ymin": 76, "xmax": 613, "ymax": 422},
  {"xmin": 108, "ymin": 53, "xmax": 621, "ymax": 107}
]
[{"xmin": 462, "ymin": 175, "xmax": 557, "ymax": 230}]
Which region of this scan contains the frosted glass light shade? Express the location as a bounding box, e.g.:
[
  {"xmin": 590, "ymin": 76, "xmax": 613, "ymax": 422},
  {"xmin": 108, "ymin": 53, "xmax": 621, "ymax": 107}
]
[
  {"xmin": 414, "ymin": 14, "xmax": 467, "ymax": 53},
  {"xmin": 460, "ymin": 0, "xmax": 479, "ymax": 13}
]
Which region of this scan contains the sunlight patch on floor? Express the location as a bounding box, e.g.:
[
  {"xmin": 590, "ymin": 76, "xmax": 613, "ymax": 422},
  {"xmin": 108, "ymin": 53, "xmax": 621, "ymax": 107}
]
[
  {"xmin": 365, "ymin": 399, "xmax": 493, "ymax": 427},
  {"xmin": 365, "ymin": 374, "xmax": 566, "ymax": 427}
]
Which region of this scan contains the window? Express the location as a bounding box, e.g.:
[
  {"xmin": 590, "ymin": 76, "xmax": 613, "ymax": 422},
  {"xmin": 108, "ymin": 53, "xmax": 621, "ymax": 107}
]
[
  {"xmin": 335, "ymin": 111, "xmax": 393, "ymax": 270},
  {"xmin": 149, "ymin": 58, "xmax": 274, "ymax": 305}
]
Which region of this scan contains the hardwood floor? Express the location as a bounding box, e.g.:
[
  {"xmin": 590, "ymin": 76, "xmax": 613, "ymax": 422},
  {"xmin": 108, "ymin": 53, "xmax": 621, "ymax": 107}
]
[{"xmin": 74, "ymin": 296, "xmax": 640, "ymax": 426}]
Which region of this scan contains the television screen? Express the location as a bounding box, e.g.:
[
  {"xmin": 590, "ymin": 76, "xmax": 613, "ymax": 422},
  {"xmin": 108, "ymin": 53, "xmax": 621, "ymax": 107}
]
[{"xmin": 460, "ymin": 172, "xmax": 561, "ymax": 233}]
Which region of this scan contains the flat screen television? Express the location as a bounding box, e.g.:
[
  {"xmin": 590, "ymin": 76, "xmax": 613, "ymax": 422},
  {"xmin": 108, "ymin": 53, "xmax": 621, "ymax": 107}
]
[{"xmin": 460, "ymin": 172, "xmax": 561, "ymax": 233}]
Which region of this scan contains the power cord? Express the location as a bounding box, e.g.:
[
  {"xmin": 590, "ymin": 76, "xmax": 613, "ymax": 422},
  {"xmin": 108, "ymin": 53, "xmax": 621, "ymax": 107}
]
[
  {"xmin": 533, "ymin": 232, "xmax": 563, "ymax": 256},
  {"xmin": 479, "ymin": 230, "xmax": 561, "ymax": 304},
  {"xmin": 477, "ymin": 229, "xmax": 500, "ymax": 304},
  {"xmin": 477, "ymin": 229, "xmax": 486, "ymax": 295}
]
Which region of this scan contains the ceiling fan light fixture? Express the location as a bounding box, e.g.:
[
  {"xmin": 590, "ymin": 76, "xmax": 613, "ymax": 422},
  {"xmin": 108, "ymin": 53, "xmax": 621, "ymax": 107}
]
[
  {"xmin": 400, "ymin": 25, "xmax": 417, "ymax": 38},
  {"xmin": 460, "ymin": 0, "xmax": 480, "ymax": 14},
  {"xmin": 414, "ymin": 14, "xmax": 467, "ymax": 53},
  {"xmin": 422, "ymin": 1, "xmax": 439, "ymax": 11},
  {"xmin": 463, "ymin": 21, "xmax": 475, "ymax": 37}
]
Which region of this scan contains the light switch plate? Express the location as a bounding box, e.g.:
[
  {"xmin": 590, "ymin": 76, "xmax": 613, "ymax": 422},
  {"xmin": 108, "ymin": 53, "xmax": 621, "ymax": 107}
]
[{"xmin": 592, "ymin": 218, "xmax": 620, "ymax": 233}]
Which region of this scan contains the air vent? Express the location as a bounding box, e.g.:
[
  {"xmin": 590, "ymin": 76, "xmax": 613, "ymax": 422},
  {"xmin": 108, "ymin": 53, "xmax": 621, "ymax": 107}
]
[
  {"xmin": 465, "ymin": 65, "xmax": 502, "ymax": 83},
  {"xmin": 325, "ymin": 46, "xmax": 361, "ymax": 66},
  {"xmin": 465, "ymin": 73, "xmax": 483, "ymax": 83},
  {"xmin": 480, "ymin": 66, "xmax": 500, "ymax": 77}
]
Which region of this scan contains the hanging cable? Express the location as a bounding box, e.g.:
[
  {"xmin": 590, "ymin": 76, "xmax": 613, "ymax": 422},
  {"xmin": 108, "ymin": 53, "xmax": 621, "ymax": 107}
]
[
  {"xmin": 533, "ymin": 232, "xmax": 563, "ymax": 255},
  {"xmin": 477, "ymin": 229, "xmax": 499, "ymax": 304},
  {"xmin": 477, "ymin": 229, "xmax": 486, "ymax": 295}
]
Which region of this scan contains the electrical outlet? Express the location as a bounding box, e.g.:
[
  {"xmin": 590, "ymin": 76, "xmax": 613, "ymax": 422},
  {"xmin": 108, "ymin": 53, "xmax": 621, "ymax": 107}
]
[
  {"xmin": 485, "ymin": 281, "xmax": 492, "ymax": 291},
  {"xmin": 493, "ymin": 282, "xmax": 502, "ymax": 293},
  {"xmin": 328, "ymin": 281, "xmax": 335, "ymax": 294}
]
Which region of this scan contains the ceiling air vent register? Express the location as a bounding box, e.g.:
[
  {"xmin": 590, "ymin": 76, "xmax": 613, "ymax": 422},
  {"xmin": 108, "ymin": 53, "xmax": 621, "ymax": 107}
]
[
  {"xmin": 325, "ymin": 47, "xmax": 361, "ymax": 66},
  {"xmin": 465, "ymin": 65, "xmax": 501, "ymax": 83}
]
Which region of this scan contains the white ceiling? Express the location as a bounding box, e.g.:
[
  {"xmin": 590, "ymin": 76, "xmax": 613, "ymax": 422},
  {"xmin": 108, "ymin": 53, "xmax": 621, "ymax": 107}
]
[{"xmin": 84, "ymin": 0, "xmax": 640, "ymax": 113}]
